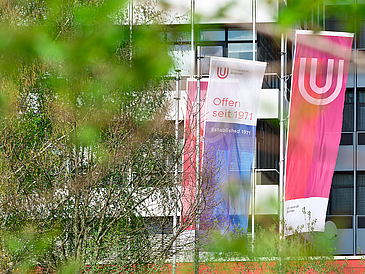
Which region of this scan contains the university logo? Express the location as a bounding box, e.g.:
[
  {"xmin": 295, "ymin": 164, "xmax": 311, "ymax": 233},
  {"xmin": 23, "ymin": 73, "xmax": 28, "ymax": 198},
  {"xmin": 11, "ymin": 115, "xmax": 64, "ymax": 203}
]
[
  {"xmin": 298, "ymin": 58, "xmax": 344, "ymax": 106},
  {"xmin": 217, "ymin": 67, "xmax": 229, "ymax": 79}
]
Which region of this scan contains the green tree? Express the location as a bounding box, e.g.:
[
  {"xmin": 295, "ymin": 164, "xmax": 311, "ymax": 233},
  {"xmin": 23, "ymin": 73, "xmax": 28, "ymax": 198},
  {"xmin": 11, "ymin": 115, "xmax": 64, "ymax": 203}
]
[{"xmin": 0, "ymin": 0, "xmax": 219, "ymax": 273}]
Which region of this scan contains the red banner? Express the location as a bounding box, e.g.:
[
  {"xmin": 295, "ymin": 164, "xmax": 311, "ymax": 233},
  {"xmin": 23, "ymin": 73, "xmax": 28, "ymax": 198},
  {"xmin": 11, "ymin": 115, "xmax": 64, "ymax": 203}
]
[{"xmin": 181, "ymin": 79, "xmax": 207, "ymax": 230}]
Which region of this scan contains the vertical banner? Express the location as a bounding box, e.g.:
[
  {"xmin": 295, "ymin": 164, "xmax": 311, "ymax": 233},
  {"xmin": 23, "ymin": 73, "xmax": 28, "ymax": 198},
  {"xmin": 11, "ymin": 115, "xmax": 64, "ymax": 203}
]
[
  {"xmin": 285, "ymin": 30, "xmax": 353, "ymax": 235},
  {"xmin": 203, "ymin": 57, "xmax": 266, "ymax": 231},
  {"xmin": 182, "ymin": 79, "xmax": 208, "ymax": 230}
]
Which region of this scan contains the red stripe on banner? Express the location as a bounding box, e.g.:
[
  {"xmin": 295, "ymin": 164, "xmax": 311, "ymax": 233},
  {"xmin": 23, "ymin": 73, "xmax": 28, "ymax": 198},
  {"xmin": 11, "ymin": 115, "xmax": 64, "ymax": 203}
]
[
  {"xmin": 285, "ymin": 90, "xmax": 319, "ymax": 200},
  {"xmin": 181, "ymin": 80, "xmax": 208, "ymax": 230}
]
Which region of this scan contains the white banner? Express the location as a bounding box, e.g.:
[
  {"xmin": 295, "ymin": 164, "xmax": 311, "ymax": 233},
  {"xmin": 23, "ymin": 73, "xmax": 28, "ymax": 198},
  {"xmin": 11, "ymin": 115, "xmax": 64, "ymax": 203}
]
[{"xmin": 202, "ymin": 57, "xmax": 266, "ymax": 231}]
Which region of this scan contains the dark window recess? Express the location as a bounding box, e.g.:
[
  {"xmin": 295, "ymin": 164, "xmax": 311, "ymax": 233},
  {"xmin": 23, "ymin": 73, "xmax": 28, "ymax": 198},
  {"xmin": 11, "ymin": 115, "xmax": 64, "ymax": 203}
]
[
  {"xmin": 247, "ymin": 215, "xmax": 252, "ymax": 232},
  {"xmin": 356, "ymin": 6, "xmax": 365, "ymax": 48},
  {"xmin": 256, "ymin": 120, "xmax": 280, "ymax": 184},
  {"xmin": 262, "ymin": 74, "xmax": 280, "ymax": 90},
  {"xmin": 248, "ymin": 214, "xmax": 279, "ymax": 233},
  {"xmin": 259, "ymin": 171, "xmax": 279, "ymax": 185},
  {"xmin": 258, "ymin": 34, "xmax": 281, "ymax": 89},
  {"xmin": 358, "ymin": 217, "xmax": 365, "ymax": 229},
  {"xmin": 145, "ymin": 217, "xmax": 173, "ymax": 235},
  {"xmin": 359, "ymin": 21, "xmax": 365, "ymax": 49},
  {"xmin": 326, "ymin": 216, "xmax": 353, "ymax": 229},
  {"xmin": 357, "ymin": 88, "xmax": 365, "ymax": 131},
  {"xmin": 357, "ymin": 172, "xmax": 365, "ymax": 215},
  {"xmin": 340, "ymin": 133, "xmax": 353, "ymax": 145},
  {"xmin": 327, "ymin": 172, "xmax": 354, "ymax": 215},
  {"xmin": 359, "ymin": 133, "xmax": 365, "ymax": 145},
  {"xmin": 342, "ymin": 88, "xmax": 354, "ymax": 132},
  {"xmin": 325, "ymin": 5, "xmax": 354, "ymax": 39},
  {"xmin": 255, "ymin": 214, "xmax": 279, "ymax": 231}
]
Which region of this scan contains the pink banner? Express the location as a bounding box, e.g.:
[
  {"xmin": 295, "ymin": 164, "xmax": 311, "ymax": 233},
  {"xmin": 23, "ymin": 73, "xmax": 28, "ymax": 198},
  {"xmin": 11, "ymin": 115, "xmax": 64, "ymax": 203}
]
[
  {"xmin": 181, "ymin": 79, "xmax": 208, "ymax": 230},
  {"xmin": 285, "ymin": 31, "xmax": 353, "ymax": 234}
]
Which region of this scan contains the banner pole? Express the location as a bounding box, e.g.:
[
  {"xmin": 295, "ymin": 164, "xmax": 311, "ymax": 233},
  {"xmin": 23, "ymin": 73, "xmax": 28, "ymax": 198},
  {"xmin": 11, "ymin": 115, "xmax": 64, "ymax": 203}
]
[
  {"xmin": 190, "ymin": 2, "xmax": 199, "ymax": 273},
  {"xmin": 191, "ymin": 0, "xmax": 195, "ymax": 78},
  {"xmin": 252, "ymin": 0, "xmax": 256, "ymax": 62},
  {"xmin": 280, "ymin": 33, "xmax": 285, "ymax": 236},
  {"xmin": 252, "ymin": 0, "xmax": 256, "ymax": 244},
  {"xmin": 129, "ymin": 0, "xmax": 133, "ymax": 63},
  {"xmin": 194, "ymin": 46, "xmax": 201, "ymax": 274},
  {"xmin": 173, "ymin": 70, "xmax": 181, "ymax": 274}
]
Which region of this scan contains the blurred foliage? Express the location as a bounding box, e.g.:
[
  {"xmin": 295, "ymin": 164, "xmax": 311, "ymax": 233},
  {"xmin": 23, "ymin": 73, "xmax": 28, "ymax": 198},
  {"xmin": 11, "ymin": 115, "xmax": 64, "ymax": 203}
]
[
  {"xmin": 203, "ymin": 210, "xmax": 348, "ymax": 273},
  {"xmin": 0, "ymin": 0, "xmax": 173, "ymax": 122},
  {"xmin": 277, "ymin": 0, "xmax": 365, "ymax": 36},
  {"xmin": 0, "ymin": 0, "xmax": 191, "ymax": 273},
  {"xmin": 5, "ymin": 0, "xmax": 365, "ymax": 272}
]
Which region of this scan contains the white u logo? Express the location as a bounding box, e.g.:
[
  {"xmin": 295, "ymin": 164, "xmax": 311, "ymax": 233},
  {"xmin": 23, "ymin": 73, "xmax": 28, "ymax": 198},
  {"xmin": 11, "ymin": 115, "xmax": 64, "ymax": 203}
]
[{"xmin": 298, "ymin": 58, "xmax": 344, "ymax": 105}]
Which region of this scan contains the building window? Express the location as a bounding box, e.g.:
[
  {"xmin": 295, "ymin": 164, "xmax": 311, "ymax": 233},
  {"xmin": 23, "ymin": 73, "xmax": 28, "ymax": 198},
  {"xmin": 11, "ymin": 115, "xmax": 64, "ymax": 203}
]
[
  {"xmin": 359, "ymin": 20, "xmax": 365, "ymax": 49},
  {"xmin": 228, "ymin": 43, "xmax": 256, "ymax": 60},
  {"xmin": 357, "ymin": 88, "xmax": 365, "ymax": 131},
  {"xmin": 325, "ymin": 5, "xmax": 353, "ymax": 33},
  {"xmin": 256, "ymin": 120, "xmax": 279, "ymax": 184},
  {"xmin": 340, "ymin": 133, "xmax": 353, "ymax": 145},
  {"xmin": 357, "ymin": 172, "xmax": 365, "ymax": 215},
  {"xmin": 343, "ymin": 88, "xmax": 354, "ymax": 132},
  {"xmin": 167, "ymin": 31, "xmax": 191, "ymax": 43},
  {"xmin": 169, "ymin": 44, "xmax": 192, "ymax": 75},
  {"xmin": 145, "ymin": 216, "xmax": 173, "ymax": 235},
  {"xmin": 327, "ymin": 172, "xmax": 354, "ymax": 215},
  {"xmin": 201, "ymin": 45, "xmax": 224, "ymax": 75},
  {"xmin": 228, "ymin": 29, "xmax": 255, "ymax": 41},
  {"xmin": 197, "ymin": 27, "xmax": 258, "ymax": 74},
  {"xmin": 258, "ymin": 34, "xmax": 281, "ymax": 86},
  {"xmin": 200, "ymin": 30, "xmax": 225, "ymax": 41}
]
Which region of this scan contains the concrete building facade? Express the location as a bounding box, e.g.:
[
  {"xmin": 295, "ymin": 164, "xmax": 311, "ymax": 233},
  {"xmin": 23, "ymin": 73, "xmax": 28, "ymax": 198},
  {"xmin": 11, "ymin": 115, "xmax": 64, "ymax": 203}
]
[{"xmin": 163, "ymin": 0, "xmax": 365, "ymax": 256}]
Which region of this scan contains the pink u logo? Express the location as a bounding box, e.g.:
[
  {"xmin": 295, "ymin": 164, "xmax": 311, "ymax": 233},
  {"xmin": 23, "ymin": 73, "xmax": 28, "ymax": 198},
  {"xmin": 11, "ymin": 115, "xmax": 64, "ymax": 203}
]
[
  {"xmin": 217, "ymin": 67, "xmax": 229, "ymax": 79},
  {"xmin": 298, "ymin": 58, "xmax": 344, "ymax": 106}
]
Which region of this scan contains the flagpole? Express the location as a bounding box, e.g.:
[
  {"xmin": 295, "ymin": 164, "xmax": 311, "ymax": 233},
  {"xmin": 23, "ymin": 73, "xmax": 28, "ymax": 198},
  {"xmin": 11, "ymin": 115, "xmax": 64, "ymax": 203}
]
[
  {"xmin": 252, "ymin": 0, "xmax": 256, "ymax": 244},
  {"xmin": 253, "ymin": 0, "xmax": 256, "ymax": 62},
  {"xmin": 194, "ymin": 45, "xmax": 202, "ymax": 274},
  {"xmin": 129, "ymin": 0, "xmax": 133, "ymax": 62},
  {"xmin": 173, "ymin": 70, "xmax": 181, "ymax": 274},
  {"xmin": 280, "ymin": 0, "xmax": 288, "ymax": 237},
  {"xmin": 279, "ymin": 33, "xmax": 285, "ymax": 236},
  {"xmin": 191, "ymin": 0, "xmax": 199, "ymax": 273},
  {"xmin": 191, "ymin": 0, "xmax": 195, "ymax": 78}
]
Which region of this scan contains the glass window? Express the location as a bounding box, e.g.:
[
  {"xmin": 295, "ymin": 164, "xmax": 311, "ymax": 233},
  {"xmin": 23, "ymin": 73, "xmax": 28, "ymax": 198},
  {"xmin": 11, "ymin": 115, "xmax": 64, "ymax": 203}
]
[
  {"xmin": 145, "ymin": 217, "xmax": 173, "ymax": 235},
  {"xmin": 169, "ymin": 44, "xmax": 192, "ymax": 76},
  {"xmin": 228, "ymin": 29, "xmax": 255, "ymax": 41},
  {"xmin": 256, "ymin": 120, "xmax": 280, "ymax": 184},
  {"xmin": 201, "ymin": 46, "xmax": 223, "ymax": 75},
  {"xmin": 200, "ymin": 30, "xmax": 225, "ymax": 41},
  {"xmin": 228, "ymin": 43, "xmax": 256, "ymax": 60},
  {"xmin": 167, "ymin": 31, "xmax": 191, "ymax": 43},
  {"xmin": 359, "ymin": 133, "xmax": 365, "ymax": 145},
  {"xmin": 342, "ymin": 88, "xmax": 354, "ymax": 132},
  {"xmin": 357, "ymin": 88, "xmax": 365, "ymax": 131},
  {"xmin": 340, "ymin": 133, "xmax": 353, "ymax": 145},
  {"xmin": 358, "ymin": 21, "xmax": 365, "ymax": 49},
  {"xmin": 327, "ymin": 172, "xmax": 354, "ymax": 215},
  {"xmin": 357, "ymin": 172, "xmax": 365, "ymax": 215},
  {"xmin": 325, "ymin": 5, "xmax": 353, "ymax": 33}
]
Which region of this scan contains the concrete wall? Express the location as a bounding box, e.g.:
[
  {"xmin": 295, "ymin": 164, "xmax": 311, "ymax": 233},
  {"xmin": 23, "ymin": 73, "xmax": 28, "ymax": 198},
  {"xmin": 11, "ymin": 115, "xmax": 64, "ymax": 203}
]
[{"xmin": 161, "ymin": 0, "xmax": 278, "ymax": 24}]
